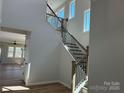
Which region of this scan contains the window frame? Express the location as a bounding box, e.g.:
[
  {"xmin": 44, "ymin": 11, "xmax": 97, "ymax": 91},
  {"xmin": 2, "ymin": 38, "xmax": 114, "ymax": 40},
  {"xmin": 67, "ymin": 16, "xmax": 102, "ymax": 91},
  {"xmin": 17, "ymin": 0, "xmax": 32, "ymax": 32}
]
[
  {"xmin": 69, "ymin": 0, "xmax": 76, "ymax": 19},
  {"xmin": 8, "ymin": 46, "xmax": 14, "ymax": 58},
  {"xmin": 57, "ymin": 7, "xmax": 65, "ymax": 18},
  {"xmin": 84, "ymin": 9, "xmax": 91, "ymax": 32},
  {"xmin": 7, "ymin": 46, "xmax": 24, "ymax": 58},
  {"xmin": 15, "ymin": 47, "xmax": 23, "ymax": 58},
  {"xmin": 22, "ymin": 47, "xmax": 25, "ymax": 58}
]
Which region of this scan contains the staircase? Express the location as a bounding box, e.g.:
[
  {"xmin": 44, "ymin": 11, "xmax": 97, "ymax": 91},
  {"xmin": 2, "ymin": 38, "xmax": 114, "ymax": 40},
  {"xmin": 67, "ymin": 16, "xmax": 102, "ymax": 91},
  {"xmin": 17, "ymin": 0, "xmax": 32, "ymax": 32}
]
[{"xmin": 46, "ymin": 3, "xmax": 89, "ymax": 93}]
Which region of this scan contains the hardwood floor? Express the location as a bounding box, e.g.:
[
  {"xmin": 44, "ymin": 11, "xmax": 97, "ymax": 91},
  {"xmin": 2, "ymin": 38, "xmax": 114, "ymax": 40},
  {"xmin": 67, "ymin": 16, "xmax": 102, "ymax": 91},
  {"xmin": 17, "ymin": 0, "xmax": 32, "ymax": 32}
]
[
  {"xmin": 0, "ymin": 64, "xmax": 72, "ymax": 93},
  {"xmin": 0, "ymin": 64, "xmax": 24, "ymax": 86},
  {"xmin": 1, "ymin": 83, "xmax": 71, "ymax": 93}
]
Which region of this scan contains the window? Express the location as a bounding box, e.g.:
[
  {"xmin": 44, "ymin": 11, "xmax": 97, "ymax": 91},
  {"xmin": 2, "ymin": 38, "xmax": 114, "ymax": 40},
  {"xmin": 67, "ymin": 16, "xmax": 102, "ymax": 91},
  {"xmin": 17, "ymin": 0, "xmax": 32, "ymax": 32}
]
[
  {"xmin": 8, "ymin": 47, "xmax": 14, "ymax": 58},
  {"xmin": 84, "ymin": 9, "xmax": 91, "ymax": 32},
  {"xmin": 47, "ymin": 17, "xmax": 52, "ymax": 24},
  {"xmin": 58, "ymin": 7, "xmax": 65, "ymax": 18},
  {"xmin": 69, "ymin": 0, "xmax": 76, "ymax": 19},
  {"xmin": 15, "ymin": 47, "xmax": 22, "ymax": 58},
  {"xmin": 57, "ymin": 7, "xmax": 65, "ymax": 27}
]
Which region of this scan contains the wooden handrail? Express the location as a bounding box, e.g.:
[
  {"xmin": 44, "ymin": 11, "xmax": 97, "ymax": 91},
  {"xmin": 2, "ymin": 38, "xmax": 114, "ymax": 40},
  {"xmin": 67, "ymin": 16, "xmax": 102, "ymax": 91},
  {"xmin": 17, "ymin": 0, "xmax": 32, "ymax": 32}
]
[
  {"xmin": 47, "ymin": 3, "xmax": 62, "ymax": 22},
  {"xmin": 46, "ymin": 13, "xmax": 56, "ymax": 17}
]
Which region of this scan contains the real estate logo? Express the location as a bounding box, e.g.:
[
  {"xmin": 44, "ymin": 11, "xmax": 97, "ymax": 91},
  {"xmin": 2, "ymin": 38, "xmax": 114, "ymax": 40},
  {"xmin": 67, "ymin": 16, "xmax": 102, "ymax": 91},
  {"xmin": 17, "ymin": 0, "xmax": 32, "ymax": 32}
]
[{"xmin": 89, "ymin": 81, "xmax": 120, "ymax": 92}]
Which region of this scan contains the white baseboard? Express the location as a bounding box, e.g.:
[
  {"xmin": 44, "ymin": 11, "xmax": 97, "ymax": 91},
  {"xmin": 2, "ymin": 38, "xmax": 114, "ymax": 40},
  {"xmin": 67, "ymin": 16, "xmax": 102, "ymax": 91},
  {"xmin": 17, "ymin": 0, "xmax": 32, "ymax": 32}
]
[
  {"xmin": 25, "ymin": 80, "xmax": 71, "ymax": 89},
  {"xmin": 58, "ymin": 81, "xmax": 71, "ymax": 89},
  {"xmin": 26, "ymin": 80, "xmax": 59, "ymax": 86}
]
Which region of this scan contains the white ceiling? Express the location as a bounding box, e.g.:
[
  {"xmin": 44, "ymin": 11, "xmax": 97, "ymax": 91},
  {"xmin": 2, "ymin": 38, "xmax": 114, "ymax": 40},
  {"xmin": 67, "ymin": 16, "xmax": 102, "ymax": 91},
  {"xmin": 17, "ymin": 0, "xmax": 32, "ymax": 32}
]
[
  {"xmin": 47, "ymin": 0, "xmax": 67, "ymax": 10},
  {"xmin": 0, "ymin": 31, "xmax": 26, "ymax": 44}
]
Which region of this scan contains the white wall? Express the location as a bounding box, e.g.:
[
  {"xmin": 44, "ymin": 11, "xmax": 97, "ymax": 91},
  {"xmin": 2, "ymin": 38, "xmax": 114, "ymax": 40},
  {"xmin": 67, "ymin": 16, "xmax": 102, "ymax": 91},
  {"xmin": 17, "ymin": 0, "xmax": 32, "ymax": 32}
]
[
  {"xmin": 0, "ymin": 0, "xmax": 3, "ymax": 25},
  {"xmin": 67, "ymin": 0, "xmax": 90, "ymax": 47},
  {"xmin": 1, "ymin": 0, "xmax": 61, "ymax": 85},
  {"xmin": 89, "ymin": 0, "xmax": 123, "ymax": 93},
  {"xmin": 59, "ymin": 43, "xmax": 73, "ymax": 88}
]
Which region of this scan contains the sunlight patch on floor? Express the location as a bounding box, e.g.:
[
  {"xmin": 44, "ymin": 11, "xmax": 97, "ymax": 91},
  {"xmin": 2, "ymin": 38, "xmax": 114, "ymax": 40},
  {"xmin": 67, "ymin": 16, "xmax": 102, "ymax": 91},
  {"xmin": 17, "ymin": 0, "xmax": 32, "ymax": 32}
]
[{"xmin": 2, "ymin": 86, "xmax": 30, "ymax": 91}]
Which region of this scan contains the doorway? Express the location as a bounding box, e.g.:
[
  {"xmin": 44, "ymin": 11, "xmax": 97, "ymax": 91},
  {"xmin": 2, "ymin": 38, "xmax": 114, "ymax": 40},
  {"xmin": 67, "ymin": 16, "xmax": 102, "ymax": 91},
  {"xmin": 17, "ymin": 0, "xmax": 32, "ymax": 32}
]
[{"xmin": 0, "ymin": 29, "xmax": 30, "ymax": 86}]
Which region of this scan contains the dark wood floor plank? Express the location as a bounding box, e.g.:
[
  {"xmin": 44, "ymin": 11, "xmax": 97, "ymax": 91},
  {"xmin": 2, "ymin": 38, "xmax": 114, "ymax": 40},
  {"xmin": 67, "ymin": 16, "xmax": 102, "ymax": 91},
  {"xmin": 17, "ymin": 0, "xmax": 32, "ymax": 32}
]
[{"xmin": 0, "ymin": 64, "xmax": 24, "ymax": 86}]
